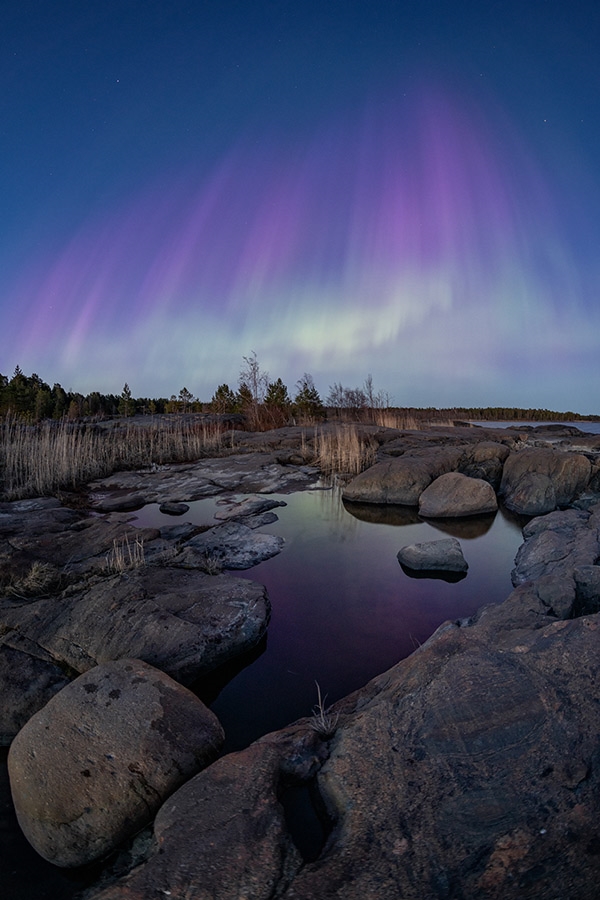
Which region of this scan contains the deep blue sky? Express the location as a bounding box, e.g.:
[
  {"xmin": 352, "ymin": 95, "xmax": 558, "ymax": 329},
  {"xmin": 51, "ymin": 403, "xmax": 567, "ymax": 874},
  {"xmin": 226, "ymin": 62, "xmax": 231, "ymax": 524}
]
[{"xmin": 2, "ymin": 0, "xmax": 599, "ymax": 411}]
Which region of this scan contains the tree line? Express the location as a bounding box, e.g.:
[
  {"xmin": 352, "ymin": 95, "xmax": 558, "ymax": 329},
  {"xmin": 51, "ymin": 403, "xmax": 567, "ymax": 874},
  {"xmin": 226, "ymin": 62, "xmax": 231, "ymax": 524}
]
[{"xmin": 1, "ymin": 360, "xmax": 597, "ymax": 426}]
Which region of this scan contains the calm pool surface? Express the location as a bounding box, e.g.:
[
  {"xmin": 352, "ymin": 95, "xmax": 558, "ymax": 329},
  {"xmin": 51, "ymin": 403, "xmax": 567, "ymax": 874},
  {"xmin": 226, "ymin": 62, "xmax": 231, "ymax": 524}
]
[{"xmin": 134, "ymin": 484, "xmax": 526, "ymax": 751}]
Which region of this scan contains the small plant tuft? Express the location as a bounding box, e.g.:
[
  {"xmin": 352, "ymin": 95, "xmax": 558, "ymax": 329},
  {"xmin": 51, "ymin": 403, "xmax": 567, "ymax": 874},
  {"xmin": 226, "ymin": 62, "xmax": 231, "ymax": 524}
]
[
  {"xmin": 105, "ymin": 535, "xmax": 145, "ymax": 574},
  {"xmin": 199, "ymin": 552, "xmax": 224, "ymax": 575},
  {"xmin": 310, "ymin": 681, "xmax": 339, "ymax": 738}
]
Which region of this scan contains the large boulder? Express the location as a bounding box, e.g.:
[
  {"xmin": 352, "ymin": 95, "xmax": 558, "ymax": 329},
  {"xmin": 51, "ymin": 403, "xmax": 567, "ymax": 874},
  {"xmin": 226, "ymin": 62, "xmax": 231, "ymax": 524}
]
[
  {"xmin": 8, "ymin": 659, "xmax": 224, "ymax": 868},
  {"xmin": 500, "ymin": 448, "xmax": 591, "ymax": 515},
  {"xmin": 418, "ymin": 472, "xmax": 498, "ymax": 518},
  {"xmin": 397, "ymin": 537, "xmax": 468, "ymax": 572},
  {"xmin": 342, "ymin": 448, "xmax": 463, "ymax": 505}
]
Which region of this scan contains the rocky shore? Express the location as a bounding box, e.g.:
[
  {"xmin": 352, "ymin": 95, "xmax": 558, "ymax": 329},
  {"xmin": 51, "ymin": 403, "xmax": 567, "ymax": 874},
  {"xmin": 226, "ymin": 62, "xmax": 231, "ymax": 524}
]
[{"xmin": 1, "ymin": 422, "xmax": 600, "ymax": 898}]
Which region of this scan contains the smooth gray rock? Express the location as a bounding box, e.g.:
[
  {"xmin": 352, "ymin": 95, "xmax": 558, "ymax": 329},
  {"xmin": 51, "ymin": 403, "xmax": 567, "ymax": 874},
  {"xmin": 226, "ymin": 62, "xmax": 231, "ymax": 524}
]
[
  {"xmin": 8, "ymin": 659, "xmax": 224, "ymax": 868},
  {"xmin": 512, "ymin": 507, "xmax": 600, "ymax": 588},
  {"xmin": 213, "ymin": 495, "xmax": 287, "ymax": 521},
  {"xmin": 418, "ymin": 472, "xmax": 498, "ymax": 518},
  {"xmin": 397, "ymin": 537, "xmax": 468, "ymax": 572}
]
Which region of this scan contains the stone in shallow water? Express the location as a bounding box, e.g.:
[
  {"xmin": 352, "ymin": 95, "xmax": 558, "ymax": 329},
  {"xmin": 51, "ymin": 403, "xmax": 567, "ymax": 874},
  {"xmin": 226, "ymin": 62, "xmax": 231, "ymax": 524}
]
[
  {"xmin": 159, "ymin": 501, "xmax": 190, "ymax": 515},
  {"xmin": 397, "ymin": 537, "xmax": 468, "ymax": 573}
]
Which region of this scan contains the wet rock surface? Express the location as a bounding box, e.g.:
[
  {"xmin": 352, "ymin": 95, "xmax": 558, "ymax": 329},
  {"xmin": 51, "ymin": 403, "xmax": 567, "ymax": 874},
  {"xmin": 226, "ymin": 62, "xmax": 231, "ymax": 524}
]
[
  {"xmin": 0, "ymin": 474, "xmax": 286, "ymax": 743},
  {"xmin": 8, "ymin": 659, "xmax": 223, "ymax": 868}
]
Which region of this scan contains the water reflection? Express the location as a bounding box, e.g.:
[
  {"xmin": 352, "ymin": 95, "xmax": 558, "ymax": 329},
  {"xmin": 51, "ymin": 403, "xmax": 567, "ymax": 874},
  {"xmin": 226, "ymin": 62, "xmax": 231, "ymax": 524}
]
[
  {"xmin": 342, "ymin": 499, "xmax": 422, "ymax": 526},
  {"xmin": 424, "ymin": 513, "xmax": 496, "ymax": 539},
  {"xmin": 134, "ymin": 487, "xmax": 526, "ymax": 753},
  {"xmin": 399, "ymin": 565, "xmax": 468, "ymax": 583}
]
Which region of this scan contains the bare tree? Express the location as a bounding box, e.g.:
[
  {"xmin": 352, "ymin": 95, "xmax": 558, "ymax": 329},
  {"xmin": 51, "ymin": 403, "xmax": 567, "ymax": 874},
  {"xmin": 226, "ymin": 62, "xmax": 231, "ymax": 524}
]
[{"xmin": 239, "ymin": 352, "xmax": 269, "ymax": 429}]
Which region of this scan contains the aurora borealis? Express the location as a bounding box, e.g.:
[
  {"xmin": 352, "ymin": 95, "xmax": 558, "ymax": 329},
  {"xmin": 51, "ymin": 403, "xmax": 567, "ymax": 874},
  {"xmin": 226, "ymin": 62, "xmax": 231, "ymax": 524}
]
[{"xmin": 2, "ymin": 1, "xmax": 600, "ymax": 411}]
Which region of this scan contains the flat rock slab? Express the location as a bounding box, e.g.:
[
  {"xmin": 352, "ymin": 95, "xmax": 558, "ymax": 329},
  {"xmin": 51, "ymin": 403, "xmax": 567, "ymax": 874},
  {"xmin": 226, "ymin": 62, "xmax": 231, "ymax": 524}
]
[
  {"xmin": 397, "ymin": 537, "xmax": 468, "ymax": 573},
  {"xmin": 214, "ymin": 495, "xmax": 287, "ymax": 521},
  {"xmin": 158, "ymin": 501, "xmax": 190, "ymax": 515},
  {"xmin": 177, "ymin": 521, "xmax": 284, "ymax": 570},
  {"xmin": 418, "ymin": 472, "xmax": 498, "ymax": 518},
  {"xmin": 1, "ymin": 568, "xmax": 271, "ymax": 687},
  {"xmin": 89, "ymin": 453, "xmax": 318, "ymax": 508},
  {"xmin": 8, "ymin": 658, "xmax": 224, "ymax": 868}
]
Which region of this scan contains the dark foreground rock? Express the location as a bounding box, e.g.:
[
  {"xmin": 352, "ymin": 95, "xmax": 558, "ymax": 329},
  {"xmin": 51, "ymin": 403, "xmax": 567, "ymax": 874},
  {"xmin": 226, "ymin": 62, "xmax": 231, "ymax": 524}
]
[
  {"xmin": 0, "ymin": 488, "xmax": 280, "ymax": 743},
  {"xmin": 8, "ymin": 659, "xmax": 224, "ymax": 868},
  {"xmin": 88, "ymin": 600, "xmax": 600, "ymax": 899}
]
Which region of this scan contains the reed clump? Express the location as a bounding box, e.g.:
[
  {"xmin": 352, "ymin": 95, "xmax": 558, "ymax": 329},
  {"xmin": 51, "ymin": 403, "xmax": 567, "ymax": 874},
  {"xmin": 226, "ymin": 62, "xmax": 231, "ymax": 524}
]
[
  {"xmin": 105, "ymin": 535, "xmax": 146, "ymax": 574},
  {"xmin": 0, "ymin": 416, "xmax": 224, "ymax": 501},
  {"xmin": 314, "ymin": 424, "xmax": 377, "ymax": 476}
]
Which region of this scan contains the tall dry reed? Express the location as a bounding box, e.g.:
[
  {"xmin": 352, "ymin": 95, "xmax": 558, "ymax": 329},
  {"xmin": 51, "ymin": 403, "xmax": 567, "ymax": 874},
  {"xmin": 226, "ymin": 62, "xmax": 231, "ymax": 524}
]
[
  {"xmin": 314, "ymin": 424, "xmax": 377, "ymax": 476},
  {"xmin": 0, "ymin": 416, "xmax": 224, "ymax": 501}
]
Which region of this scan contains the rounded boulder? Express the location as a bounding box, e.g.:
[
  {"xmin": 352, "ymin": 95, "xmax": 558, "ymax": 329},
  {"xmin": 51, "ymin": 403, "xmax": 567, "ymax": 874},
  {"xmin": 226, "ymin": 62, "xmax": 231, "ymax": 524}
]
[
  {"xmin": 418, "ymin": 472, "xmax": 498, "ymax": 518},
  {"xmin": 8, "ymin": 658, "xmax": 224, "ymax": 868}
]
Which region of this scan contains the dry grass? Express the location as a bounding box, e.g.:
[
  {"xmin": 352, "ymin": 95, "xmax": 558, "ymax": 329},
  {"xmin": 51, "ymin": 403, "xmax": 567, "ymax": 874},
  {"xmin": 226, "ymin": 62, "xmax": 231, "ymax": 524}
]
[
  {"xmin": 7, "ymin": 561, "xmax": 61, "ymax": 598},
  {"xmin": 0, "ymin": 416, "xmax": 224, "ymax": 501},
  {"xmin": 314, "ymin": 424, "xmax": 377, "ymax": 476},
  {"xmin": 105, "ymin": 535, "xmax": 146, "ymax": 574},
  {"xmin": 310, "ymin": 682, "xmax": 339, "ymax": 738},
  {"xmin": 198, "ymin": 551, "xmax": 224, "ymax": 575}
]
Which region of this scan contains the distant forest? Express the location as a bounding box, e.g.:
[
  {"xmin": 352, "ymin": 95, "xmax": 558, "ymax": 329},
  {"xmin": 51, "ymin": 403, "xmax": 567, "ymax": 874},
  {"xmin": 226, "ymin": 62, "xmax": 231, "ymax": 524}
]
[{"xmin": 1, "ymin": 364, "xmax": 598, "ymax": 426}]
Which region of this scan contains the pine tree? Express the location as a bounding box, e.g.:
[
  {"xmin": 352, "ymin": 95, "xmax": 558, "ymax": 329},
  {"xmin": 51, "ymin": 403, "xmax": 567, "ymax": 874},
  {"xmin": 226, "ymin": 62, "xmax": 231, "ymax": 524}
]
[{"xmin": 118, "ymin": 383, "xmax": 134, "ymax": 417}]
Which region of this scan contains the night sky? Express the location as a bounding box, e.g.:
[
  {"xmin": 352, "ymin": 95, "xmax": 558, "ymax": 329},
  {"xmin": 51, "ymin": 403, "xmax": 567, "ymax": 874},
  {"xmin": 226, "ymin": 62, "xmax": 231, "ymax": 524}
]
[{"xmin": 2, "ymin": 0, "xmax": 599, "ymax": 411}]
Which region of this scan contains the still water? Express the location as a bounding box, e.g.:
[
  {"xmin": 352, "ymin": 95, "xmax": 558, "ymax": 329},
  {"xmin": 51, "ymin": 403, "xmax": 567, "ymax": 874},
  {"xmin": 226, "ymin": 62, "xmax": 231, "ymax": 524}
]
[
  {"xmin": 1, "ymin": 485, "xmax": 526, "ymax": 898},
  {"xmin": 471, "ymin": 420, "xmax": 600, "ymax": 434},
  {"xmin": 135, "ymin": 484, "xmax": 526, "ymax": 752}
]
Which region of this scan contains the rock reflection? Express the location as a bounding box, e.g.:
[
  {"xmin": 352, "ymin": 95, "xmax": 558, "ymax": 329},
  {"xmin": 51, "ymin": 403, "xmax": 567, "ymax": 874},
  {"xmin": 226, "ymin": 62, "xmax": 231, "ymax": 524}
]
[
  {"xmin": 423, "ymin": 513, "xmax": 496, "ymax": 539},
  {"xmin": 342, "ymin": 500, "xmax": 422, "ymax": 526},
  {"xmin": 399, "ymin": 564, "xmax": 468, "ymax": 583}
]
